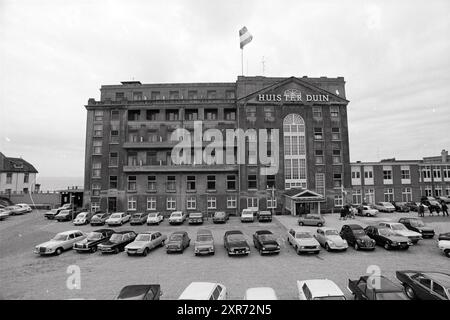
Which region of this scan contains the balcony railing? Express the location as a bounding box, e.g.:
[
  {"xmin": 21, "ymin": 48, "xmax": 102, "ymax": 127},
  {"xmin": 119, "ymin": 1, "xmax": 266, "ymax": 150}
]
[{"xmin": 123, "ymin": 164, "xmax": 238, "ymax": 172}]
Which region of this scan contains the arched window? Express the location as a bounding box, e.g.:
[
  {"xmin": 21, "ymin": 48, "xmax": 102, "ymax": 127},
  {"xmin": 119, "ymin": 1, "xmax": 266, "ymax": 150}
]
[{"xmin": 283, "ymin": 114, "xmax": 307, "ymax": 189}]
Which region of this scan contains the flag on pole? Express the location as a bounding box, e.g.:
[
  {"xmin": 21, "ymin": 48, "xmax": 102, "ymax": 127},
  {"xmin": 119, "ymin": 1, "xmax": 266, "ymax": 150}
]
[{"xmin": 239, "ymin": 26, "xmax": 253, "ymax": 49}]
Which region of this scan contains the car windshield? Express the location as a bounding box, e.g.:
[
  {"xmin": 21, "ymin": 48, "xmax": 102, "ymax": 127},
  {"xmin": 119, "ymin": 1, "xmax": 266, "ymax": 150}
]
[
  {"xmin": 258, "ymin": 234, "xmax": 276, "ymax": 241},
  {"xmin": 391, "ymin": 224, "xmax": 407, "ymax": 231},
  {"xmin": 111, "ymin": 214, "xmax": 121, "ymax": 218},
  {"xmin": 353, "ymin": 229, "xmax": 365, "ymax": 235},
  {"xmin": 296, "ymin": 233, "xmax": 313, "ymax": 239},
  {"xmin": 93, "ymin": 214, "xmax": 102, "ymax": 219},
  {"xmin": 170, "ymin": 234, "xmax": 183, "ymax": 241},
  {"xmin": 132, "ymin": 214, "xmax": 141, "ymax": 218},
  {"xmin": 77, "ymin": 213, "xmax": 86, "ymax": 218},
  {"xmin": 379, "ymin": 228, "xmax": 395, "ymax": 236},
  {"xmin": 314, "ymin": 296, "xmax": 345, "ymax": 300},
  {"xmin": 215, "ymin": 212, "xmax": 225, "ymax": 217},
  {"xmin": 306, "ymin": 215, "xmax": 318, "ymax": 219},
  {"xmin": 228, "ymin": 234, "xmax": 245, "ymax": 242},
  {"xmin": 109, "ymin": 234, "xmax": 124, "ymax": 243},
  {"xmin": 190, "ymin": 213, "xmax": 202, "ymax": 218},
  {"xmin": 87, "ymin": 232, "xmax": 102, "ymax": 240},
  {"xmin": 376, "ymin": 292, "xmax": 408, "ymax": 300},
  {"xmin": 171, "ymin": 213, "xmax": 181, "ymax": 217},
  {"xmin": 52, "ymin": 234, "xmax": 68, "ymax": 241},
  {"xmin": 325, "ymin": 230, "xmax": 339, "ymax": 236},
  {"xmin": 197, "ymin": 235, "xmax": 212, "ymax": 242},
  {"xmin": 242, "ymin": 210, "xmax": 253, "ymax": 215},
  {"xmin": 136, "ymin": 234, "xmax": 151, "ymax": 242},
  {"xmin": 410, "ymin": 220, "xmax": 425, "ymax": 227},
  {"xmin": 148, "ymin": 213, "xmax": 158, "ymax": 217}
]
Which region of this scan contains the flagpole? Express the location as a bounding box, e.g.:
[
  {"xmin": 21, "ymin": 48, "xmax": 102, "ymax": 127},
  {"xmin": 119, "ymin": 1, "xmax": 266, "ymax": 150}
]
[{"xmin": 241, "ymin": 48, "xmax": 244, "ymax": 76}]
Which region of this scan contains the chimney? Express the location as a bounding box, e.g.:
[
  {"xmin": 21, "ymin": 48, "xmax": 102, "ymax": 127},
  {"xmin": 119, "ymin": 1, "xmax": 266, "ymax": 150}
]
[{"xmin": 442, "ymin": 149, "xmax": 448, "ymax": 163}]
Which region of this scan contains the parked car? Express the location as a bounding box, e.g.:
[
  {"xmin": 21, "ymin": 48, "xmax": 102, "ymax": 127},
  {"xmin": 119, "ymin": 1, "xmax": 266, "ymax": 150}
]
[
  {"xmin": 97, "ymin": 231, "xmax": 137, "ymax": 254},
  {"xmin": 421, "ymin": 197, "xmax": 442, "ymax": 214},
  {"xmin": 356, "ymin": 205, "xmax": 379, "ymax": 217},
  {"xmin": 212, "ymin": 211, "xmax": 229, "ymax": 224},
  {"xmin": 438, "ymin": 232, "xmax": 450, "ymax": 241},
  {"xmin": 73, "ymin": 211, "xmax": 94, "ymax": 225},
  {"xmin": 244, "ymin": 287, "xmax": 278, "ymax": 300},
  {"xmin": 125, "ymin": 231, "xmax": 167, "ymax": 256},
  {"xmin": 240, "ymin": 209, "xmax": 255, "ymax": 222},
  {"xmin": 44, "ymin": 204, "xmax": 72, "ymax": 219},
  {"xmin": 348, "ymin": 275, "xmax": 408, "ymax": 300},
  {"xmin": 297, "ymin": 279, "xmax": 346, "ymax": 300},
  {"xmin": 378, "ymin": 222, "xmax": 422, "ymax": 244},
  {"xmin": 314, "ymin": 227, "xmax": 348, "ymax": 251},
  {"xmin": 6, "ymin": 205, "xmax": 27, "ymax": 215},
  {"xmin": 166, "ymin": 231, "xmax": 190, "ymax": 253},
  {"xmin": 146, "ymin": 212, "xmax": 164, "ymax": 225},
  {"xmin": 373, "ymin": 202, "xmax": 396, "ymax": 213},
  {"xmin": 130, "ymin": 212, "xmax": 149, "ymax": 225},
  {"xmin": 364, "ymin": 225, "xmax": 411, "ymax": 250},
  {"xmin": 168, "ymin": 211, "xmax": 187, "ymax": 225},
  {"xmin": 398, "ymin": 217, "xmax": 435, "ymax": 238},
  {"xmin": 34, "ymin": 230, "xmax": 86, "ymax": 256},
  {"xmin": 339, "ymin": 224, "xmax": 376, "ymax": 250},
  {"xmin": 0, "ymin": 209, "xmax": 9, "ymax": 220},
  {"xmin": 105, "ymin": 212, "xmax": 131, "ymax": 226},
  {"xmin": 257, "ymin": 210, "xmax": 272, "ymax": 222},
  {"xmin": 405, "ymin": 201, "xmax": 419, "ymax": 212},
  {"xmin": 438, "ymin": 240, "xmax": 450, "ymax": 258},
  {"xmin": 178, "ymin": 282, "xmax": 226, "ymax": 300},
  {"xmin": 298, "ymin": 214, "xmax": 325, "ymax": 227},
  {"xmin": 188, "ymin": 212, "xmax": 204, "ymax": 225},
  {"xmin": 15, "ymin": 203, "xmax": 32, "ymax": 213},
  {"xmin": 396, "ymin": 270, "xmax": 450, "ymax": 300},
  {"xmin": 90, "ymin": 212, "xmax": 111, "ymax": 226},
  {"xmin": 116, "ymin": 284, "xmax": 162, "ymax": 300},
  {"xmin": 73, "ymin": 229, "xmax": 114, "ymax": 253},
  {"xmin": 391, "ymin": 201, "xmax": 410, "ymax": 212},
  {"xmin": 253, "ymin": 230, "xmax": 280, "ymax": 255},
  {"xmin": 287, "ymin": 229, "xmax": 320, "ymax": 254},
  {"xmin": 2, "ymin": 206, "xmax": 16, "ymax": 216},
  {"xmin": 55, "ymin": 209, "xmax": 79, "ymax": 222},
  {"xmin": 224, "ymin": 230, "xmax": 250, "ymax": 256},
  {"xmin": 194, "ymin": 229, "xmax": 215, "ymax": 256}
]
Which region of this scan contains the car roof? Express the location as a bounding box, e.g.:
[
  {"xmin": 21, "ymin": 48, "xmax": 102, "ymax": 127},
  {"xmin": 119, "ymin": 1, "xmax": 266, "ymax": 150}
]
[
  {"xmin": 93, "ymin": 229, "xmax": 114, "ymax": 233},
  {"xmin": 422, "ymin": 272, "xmax": 450, "ymax": 287},
  {"xmin": 179, "ymin": 282, "xmax": 222, "ymax": 300},
  {"xmin": 245, "ymin": 287, "xmax": 277, "ymax": 299},
  {"xmin": 225, "ymin": 230, "xmax": 243, "ymax": 235},
  {"xmin": 113, "ymin": 230, "xmax": 134, "ymax": 234},
  {"xmin": 197, "ymin": 229, "xmax": 212, "ymax": 235},
  {"xmin": 317, "ymin": 227, "xmax": 337, "ymax": 232},
  {"xmin": 297, "ymin": 279, "xmax": 344, "ymax": 297},
  {"xmin": 138, "ymin": 231, "xmax": 159, "ymax": 235},
  {"xmin": 171, "ymin": 211, "xmax": 183, "ymax": 214},
  {"xmin": 344, "ymin": 224, "xmax": 364, "ymax": 230},
  {"xmin": 58, "ymin": 230, "xmax": 83, "ymax": 235},
  {"xmin": 292, "ymin": 229, "xmax": 313, "ymax": 235},
  {"xmin": 171, "ymin": 231, "xmax": 186, "ymax": 235},
  {"xmin": 117, "ymin": 285, "xmax": 160, "ymax": 299},
  {"xmin": 255, "ymin": 230, "xmax": 273, "ymax": 235}
]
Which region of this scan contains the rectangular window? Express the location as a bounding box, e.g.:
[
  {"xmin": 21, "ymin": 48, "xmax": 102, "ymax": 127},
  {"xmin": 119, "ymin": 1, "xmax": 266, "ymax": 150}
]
[
  {"xmin": 315, "ymin": 149, "xmax": 324, "ymax": 165},
  {"xmin": 132, "ymin": 92, "xmax": 143, "ymax": 101},
  {"xmin": 187, "ymin": 176, "xmax": 196, "ymax": 191},
  {"xmin": 166, "ymin": 197, "xmax": 176, "ymax": 210},
  {"xmin": 435, "ymin": 186, "xmax": 442, "ymax": 197},
  {"xmin": 127, "ymin": 176, "xmax": 137, "ymax": 191},
  {"xmin": 146, "ymin": 110, "xmax": 159, "ymax": 121},
  {"xmin": 115, "ymin": 92, "xmax": 124, "ymax": 101},
  {"xmin": 110, "ymin": 130, "xmax": 119, "ymax": 144},
  {"xmin": 384, "ymin": 188, "xmax": 394, "ymax": 202},
  {"xmin": 364, "ymin": 168, "xmax": 374, "ymax": 179},
  {"xmin": 402, "ymin": 187, "xmax": 412, "ymax": 202},
  {"xmin": 422, "ymin": 166, "xmax": 431, "ymax": 180},
  {"xmin": 23, "ymin": 173, "xmax": 29, "ymax": 183},
  {"xmin": 401, "ymin": 168, "xmax": 410, "ymax": 179},
  {"xmin": 94, "ymin": 110, "xmax": 103, "ymax": 122},
  {"xmin": 351, "ymin": 169, "xmax": 361, "ymax": 179},
  {"xmin": 330, "ymin": 106, "xmax": 339, "ymax": 118},
  {"xmin": 93, "ymin": 124, "xmax": 103, "ymax": 137},
  {"xmin": 226, "ymin": 90, "xmax": 235, "ymax": 99},
  {"xmin": 91, "ymin": 201, "xmax": 100, "ymax": 212},
  {"xmin": 247, "ymin": 197, "xmax": 258, "ymax": 209},
  {"xmin": 186, "ymin": 196, "xmax": 197, "ymax": 210},
  {"xmin": 312, "ymin": 106, "xmax": 322, "ymax": 118},
  {"xmin": 166, "ymin": 110, "xmax": 179, "ymax": 121},
  {"xmin": 333, "ymin": 173, "xmax": 342, "ymax": 188},
  {"xmin": 207, "ymin": 175, "xmax": 216, "ymax": 191},
  {"xmin": 147, "ymin": 196, "xmax": 156, "ymax": 210},
  {"xmin": 207, "ymin": 90, "xmax": 217, "ymax": 99},
  {"xmin": 151, "ymin": 91, "xmax": 161, "ymax": 100},
  {"xmin": 365, "ymin": 188, "xmax": 375, "ymax": 204},
  {"xmin": 334, "ymin": 195, "xmax": 343, "ymax": 207},
  {"xmin": 169, "ymin": 91, "xmax": 179, "ymax": 99},
  {"xmin": 424, "ymin": 186, "xmax": 432, "ymax": 197},
  {"xmin": 443, "ymin": 166, "xmax": 450, "ymax": 180},
  {"xmin": 207, "ymin": 196, "xmax": 216, "ymax": 209},
  {"xmin": 128, "ymin": 110, "xmax": 140, "ymax": 121},
  {"xmin": 187, "ymin": 90, "xmax": 198, "ymax": 99},
  {"xmin": 109, "ymin": 152, "xmax": 118, "ymax": 167},
  {"xmin": 205, "ymin": 108, "xmax": 218, "ymax": 120},
  {"xmin": 127, "ymin": 196, "xmax": 137, "ymax": 211},
  {"xmin": 248, "ymin": 174, "xmax": 257, "ymax": 190},
  {"xmin": 147, "ymin": 176, "xmax": 156, "ymax": 191},
  {"xmin": 227, "ymin": 175, "xmax": 236, "ymax": 190},
  {"xmin": 314, "ymin": 127, "xmax": 323, "ymax": 140},
  {"xmin": 315, "ymin": 173, "xmax": 325, "ymax": 196},
  {"xmin": 93, "ymin": 140, "xmax": 102, "ymax": 155},
  {"xmin": 383, "ymin": 166, "xmax": 393, "ymax": 184},
  {"xmin": 185, "ymin": 109, "xmax": 198, "ymax": 121},
  {"xmin": 109, "ymin": 176, "xmax": 118, "ymax": 189},
  {"xmin": 266, "ymin": 175, "xmax": 275, "ymax": 189},
  {"xmin": 446, "ymin": 186, "xmax": 450, "ymax": 197},
  {"xmin": 267, "ymin": 197, "xmax": 277, "ymax": 209},
  {"xmin": 352, "ymin": 189, "xmax": 362, "ymax": 205},
  {"xmin": 433, "ymin": 167, "xmax": 442, "ymax": 180},
  {"xmin": 227, "ymin": 196, "xmax": 237, "ymax": 208},
  {"xmin": 167, "ymin": 176, "xmax": 176, "ymax": 191},
  {"xmin": 92, "ymin": 162, "xmax": 101, "ymax": 178},
  {"xmin": 264, "ymin": 106, "xmax": 275, "ymax": 122},
  {"xmin": 111, "ymin": 110, "xmax": 120, "ymax": 121},
  {"xmin": 331, "ymin": 127, "xmax": 341, "ymax": 140},
  {"xmin": 224, "ymin": 108, "xmax": 236, "ymax": 121},
  {"xmin": 332, "ymin": 149, "xmax": 341, "ymax": 164}
]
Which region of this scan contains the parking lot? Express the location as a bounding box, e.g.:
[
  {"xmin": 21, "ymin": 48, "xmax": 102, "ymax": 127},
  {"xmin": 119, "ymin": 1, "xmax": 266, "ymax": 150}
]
[{"xmin": 0, "ymin": 210, "xmax": 449, "ymax": 300}]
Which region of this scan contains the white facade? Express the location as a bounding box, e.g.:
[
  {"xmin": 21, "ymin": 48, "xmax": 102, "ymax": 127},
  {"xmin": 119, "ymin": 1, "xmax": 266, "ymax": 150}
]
[{"xmin": 0, "ymin": 172, "xmax": 37, "ymax": 193}]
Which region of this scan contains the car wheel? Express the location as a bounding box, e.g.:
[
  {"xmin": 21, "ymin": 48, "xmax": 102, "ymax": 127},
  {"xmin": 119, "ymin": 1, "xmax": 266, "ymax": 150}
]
[
  {"xmin": 317, "ymin": 223, "xmax": 323, "ymax": 227},
  {"xmin": 143, "ymin": 248, "xmax": 149, "ymax": 257},
  {"xmin": 91, "ymin": 247, "xmax": 97, "ymax": 253},
  {"xmin": 325, "ymin": 243, "xmax": 331, "ymax": 252},
  {"xmin": 114, "ymin": 248, "xmax": 120, "ymax": 254},
  {"xmin": 55, "ymin": 247, "xmax": 63, "ymax": 255},
  {"xmin": 384, "ymin": 243, "xmax": 390, "ymax": 250},
  {"xmin": 366, "ymin": 213, "xmax": 370, "ymax": 217},
  {"xmin": 404, "ymin": 285, "xmax": 416, "ymax": 299},
  {"xmin": 299, "ymin": 222, "xmax": 304, "ymax": 226},
  {"xmin": 444, "ymin": 249, "xmax": 450, "ymax": 258},
  {"xmin": 354, "ymin": 243, "xmax": 359, "ymax": 250}
]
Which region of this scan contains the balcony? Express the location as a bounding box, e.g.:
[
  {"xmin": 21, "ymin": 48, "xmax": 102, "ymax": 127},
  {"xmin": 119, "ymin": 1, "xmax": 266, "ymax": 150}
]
[
  {"xmin": 123, "ymin": 164, "xmax": 238, "ymax": 173},
  {"xmin": 123, "ymin": 141, "xmax": 178, "ymax": 149},
  {"xmin": 87, "ymin": 97, "xmax": 236, "ymax": 107}
]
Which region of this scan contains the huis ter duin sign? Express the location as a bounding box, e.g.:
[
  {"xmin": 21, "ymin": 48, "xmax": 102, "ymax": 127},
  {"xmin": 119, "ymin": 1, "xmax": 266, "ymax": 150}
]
[{"xmin": 257, "ymin": 89, "xmax": 330, "ymax": 102}]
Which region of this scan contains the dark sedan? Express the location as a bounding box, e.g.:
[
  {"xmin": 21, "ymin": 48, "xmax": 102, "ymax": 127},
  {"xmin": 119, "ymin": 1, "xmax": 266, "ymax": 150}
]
[
  {"xmin": 97, "ymin": 231, "xmax": 137, "ymax": 254},
  {"xmin": 166, "ymin": 231, "xmax": 190, "ymax": 253},
  {"xmin": 396, "ymin": 270, "xmax": 450, "ymax": 300},
  {"xmin": 365, "ymin": 226, "xmax": 411, "ymax": 250},
  {"xmin": 391, "ymin": 201, "xmax": 410, "ymax": 212},
  {"xmin": 224, "ymin": 230, "xmax": 250, "ymax": 256},
  {"xmin": 252, "ymin": 230, "xmax": 280, "ymax": 255},
  {"xmin": 438, "ymin": 232, "xmax": 450, "ymax": 241},
  {"xmin": 73, "ymin": 229, "xmax": 115, "ymax": 253},
  {"xmin": 116, "ymin": 285, "xmax": 162, "ymax": 300},
  {"xmin": 398, "ymin": 217, "xmax": 435, "ymax": 239},
  {"xmin": 340, "ymin": 224, "xmax": 376, "ymax": 251},
  {"xmin": 90, "ymin": 212, "xmax": 111, "ymax": 226},
  {"xmin": 212, "ymin": 211, "xmax": 229, "ymax": 224}
]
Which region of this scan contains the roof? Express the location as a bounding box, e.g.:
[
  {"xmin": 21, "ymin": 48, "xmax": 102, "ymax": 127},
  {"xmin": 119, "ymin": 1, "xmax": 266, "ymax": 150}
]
[
  {"xmin": 58, "ymin": 230, "xmax": 82, "ymax": 235},
  {"xmin": 0, "ymin": 152, "xmax": 38, "ymax": 173},
  {"xmin": 345, "ymin": 224, "xmax": 364, "ymax": 230},
  {"xmin": 245, "ymin": 287, "xmax": 277, "ymax": 300},
  {"xmin": 179, "ymin": 282, "xmax": 221, "ymax": 300},
  {"xmin": 297, "ymin": 279, "xmax": 344, "ymax": 297},
  {"xmin": 255, "ymin": 230, "xmax": 273, "ymax": 235},
  {"xmin": 197, "ymin": 229, "xmax": 212, "ymax": 235},
  {"xmin": 93, "ymin": 229, "xmax": 114, "ymax": 233},
  {"xmin": 225, "ymin": 230, "xmax": 243, "ymax": 235},
  {"xmin": 113, "ymin": 230, "xmax": 134, "ymax": 234}
]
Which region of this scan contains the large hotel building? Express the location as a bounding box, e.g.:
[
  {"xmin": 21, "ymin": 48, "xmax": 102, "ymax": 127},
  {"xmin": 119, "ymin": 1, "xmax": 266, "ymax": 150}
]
[{"xmin": 83, "ymin": 76, "xmax": 352, "ymax": 215}]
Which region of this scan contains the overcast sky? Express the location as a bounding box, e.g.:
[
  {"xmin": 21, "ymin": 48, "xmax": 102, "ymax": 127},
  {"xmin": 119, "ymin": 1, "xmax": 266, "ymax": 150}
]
[{"xmin": 1, "ymin": 0, "xmax": 449, "ymax": 187}]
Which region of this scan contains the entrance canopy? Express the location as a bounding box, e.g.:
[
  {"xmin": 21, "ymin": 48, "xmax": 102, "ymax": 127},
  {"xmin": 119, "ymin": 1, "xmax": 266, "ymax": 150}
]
[{"xmin": 284, "ymin": 188, "xmax": 325, "ymax": 215}]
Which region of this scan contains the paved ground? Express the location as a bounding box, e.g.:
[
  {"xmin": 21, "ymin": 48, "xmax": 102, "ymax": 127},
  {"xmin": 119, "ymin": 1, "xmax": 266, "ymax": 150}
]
[{"xmin": 0, "ymin": 210, "xmax": 449, "ymax": 300}]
